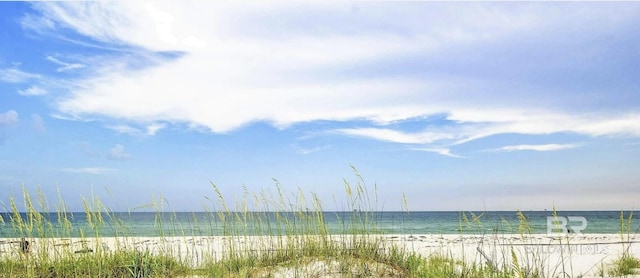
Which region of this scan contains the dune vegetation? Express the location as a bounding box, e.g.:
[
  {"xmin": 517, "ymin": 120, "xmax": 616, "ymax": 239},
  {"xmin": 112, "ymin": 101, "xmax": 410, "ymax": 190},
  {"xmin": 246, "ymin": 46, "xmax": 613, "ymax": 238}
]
[{"xmin": 0, "ymin": 172, "xmax": 637, "ymax": 277}]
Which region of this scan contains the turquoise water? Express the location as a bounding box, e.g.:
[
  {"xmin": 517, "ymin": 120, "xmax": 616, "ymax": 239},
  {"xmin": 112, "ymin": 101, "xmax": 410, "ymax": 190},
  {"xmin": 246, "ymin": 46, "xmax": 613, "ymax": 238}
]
[{"xmin": 1, "ymin": 211, "xmax": 638, "ymax": 238}]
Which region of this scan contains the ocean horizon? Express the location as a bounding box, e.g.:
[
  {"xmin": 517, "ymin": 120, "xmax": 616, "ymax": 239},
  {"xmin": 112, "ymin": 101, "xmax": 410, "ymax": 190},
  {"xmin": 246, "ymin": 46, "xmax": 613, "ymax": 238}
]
[{"xmin": 1, "ymin": 210, "xmax": 637, "ymax": 238}]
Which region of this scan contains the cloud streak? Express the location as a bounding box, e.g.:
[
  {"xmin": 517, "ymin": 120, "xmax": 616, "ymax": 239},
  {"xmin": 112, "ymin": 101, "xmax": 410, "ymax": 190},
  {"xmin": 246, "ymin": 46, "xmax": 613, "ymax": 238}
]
[
  {"xmin": 489, "ymin": 144, "xmax": 581, "ymax": 152},
  {"xmin": 18, "ymin": 86, "xmax": 47, "ymax": 96},
  {"xmin": 107, "ymin": 123, "xmax": 165, "ymax": 136},
  {"xmin": 409, "ymin": 147, "xmax": 463, "ymax": 158},
  {"xmin": 60, "ymin": 167, "xmax": 115, "ymax": 175},
  {"xmin": 0, "ymin": 68, "xmax": 41, "ymax": 83},
  {"xmin": 45, "ymin": 55, "xmax": 85, "ymax": 72},
  {"xmin": 334, "ymin": 113, "xmax": 640, "ymax": 147},
  {"xmin": 292, "ymin": 143, "xmax": 330, "ymax": 155}
]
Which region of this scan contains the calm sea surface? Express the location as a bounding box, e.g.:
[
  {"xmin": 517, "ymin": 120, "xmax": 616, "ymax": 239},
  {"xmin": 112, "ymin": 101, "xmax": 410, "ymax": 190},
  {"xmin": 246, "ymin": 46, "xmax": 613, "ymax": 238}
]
[{"xmin": 1, "ymin": 211, "xmax": 637, "ymax": 238}]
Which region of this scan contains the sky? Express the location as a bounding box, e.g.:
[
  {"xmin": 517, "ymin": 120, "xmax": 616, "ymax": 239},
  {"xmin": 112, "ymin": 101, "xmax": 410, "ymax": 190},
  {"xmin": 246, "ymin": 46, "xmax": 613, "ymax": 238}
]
[{"xmin": 1, "ymin": 2, "xmax": 639, "ymax": 212}]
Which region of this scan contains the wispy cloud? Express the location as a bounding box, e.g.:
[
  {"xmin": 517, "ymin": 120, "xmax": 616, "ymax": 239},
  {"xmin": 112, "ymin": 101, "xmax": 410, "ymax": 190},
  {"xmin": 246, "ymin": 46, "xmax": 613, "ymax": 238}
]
[
  {"xmin": 107, "ymin": 125, "xmax": 139, "ymax": 135},
  {"xmin": 292, "ymin": 144, "xmax": 330, "ymax": 155},
  {"xmin": 145, "ymin": 123, "xmax": 165, "ymax": 136},
  {"xmin": 0, "ymin": 110, "xmax": 19, "ymax": 126},
  {"xmin": 60, "ymin": 167, "xmax": 115, "ymax": 174},
  {"xmin": 334, "ymin": 128, "xmax": 459, "ymax": 145},
  {"xmin": 45, "ymin": 55, "xmax": 85, "ymax": 72},
  {"xmin": 18, "ymin": 86, "xmax": 47, "ymax": 96},
  {"xmin": 107, "ymin": 144, "xmax": 131, "ymax": 160},
  {"xmin": 107, "ymin": 123, "xmax": 165, "ymax": 136},
  {"xmin": 331, "ymin": 113, "xmax": 640, "ymax": 147},
  {"xmin": 410, "ymin": 147, "xmax": 463, "ymax": 158},
  {"xmin": 489, "ymin": 143, "xmax": 581, "ymax": 152},
  {"xmin": 26, "ymin": 2, "xmax": 205, "ymax": 52},
  {"xmin": 0, "ymin": 68, "xmax": 41, "ymax": 83}
]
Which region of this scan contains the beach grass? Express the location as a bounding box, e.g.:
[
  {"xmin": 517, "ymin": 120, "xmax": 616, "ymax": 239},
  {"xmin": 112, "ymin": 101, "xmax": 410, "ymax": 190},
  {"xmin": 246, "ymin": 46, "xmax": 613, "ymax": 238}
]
[
  {"xmin": 606, "ymin": 211, "xmax": 640, "ymax": 277},
  {"xmin": 1, "ymin": 172, "xmax": 638, "ymax": 277}
]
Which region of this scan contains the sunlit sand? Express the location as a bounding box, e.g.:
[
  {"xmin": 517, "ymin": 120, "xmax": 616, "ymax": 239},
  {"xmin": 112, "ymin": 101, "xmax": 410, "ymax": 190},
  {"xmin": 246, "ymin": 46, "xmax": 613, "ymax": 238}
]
[{"xmin": 3, "ymin": 233, "xmax": 638, "ymax": 277}]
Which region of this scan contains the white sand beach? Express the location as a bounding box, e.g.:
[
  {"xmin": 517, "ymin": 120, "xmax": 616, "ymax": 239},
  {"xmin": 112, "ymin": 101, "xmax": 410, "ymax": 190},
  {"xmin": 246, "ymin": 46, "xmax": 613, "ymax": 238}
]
[
  {"xmin": 1, "ymin": 233, "xmax": 639, "ymax": 277},
  {"xmin": 388, "ymin": 233, "xmax": 640, "ymax": 277}
]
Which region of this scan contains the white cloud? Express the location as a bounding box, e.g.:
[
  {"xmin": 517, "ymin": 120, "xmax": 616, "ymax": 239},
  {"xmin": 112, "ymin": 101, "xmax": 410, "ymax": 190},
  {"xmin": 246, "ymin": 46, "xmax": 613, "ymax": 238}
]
[
  {"xmin": 410, "ymin": 147, "xmax": 463, "ymax": 158},
  {"xmin": 574, "ymin": 115, "xmax": 640, "ymax": 137},
  {"xmin": 20, "ymin": 12, "xmax": 55, "ymax": 32},
  {"xmin": 18, "ymin": 86, "xmax": 47, "ymax": 96},
  {"xmin": 107, "ymin": 123, "xmax": 165, "ymax": 136},
  {"xmin": 0, "ymin": 110, "xmax": 19, "ymax": 126},
  {"xmin": 45, "ymin": 56, "xmax": 85, "ymax": 72},
  {"xmin": 333, "ymin": 112, "xmax": 640, "ymax": 147},
  {"xmin": 335, "ymin": 127, "xmax": 459, "ymax": 144},
  {"xmin": 28, "ymin": 2, "xmax": 207, "ymax": 52},
  {"xmin": 292, "ymin": 144, "xmax": 330, "ymax": 155},
  {"xmin": 50, "ymin": 113, "xmax": 92, "ymax": 122},
  {"xmin": 107, "ymin": 125, "xmax": 139, "ymax": 135},
  {"xmin": 22, "ymin": 3, "xmax": 640, "ymax": 146},
  {"xmin": 490, "ymin": 144, "xmax": 581, "ymax": 152},
  {"xmin": 60, "ymin": 167, "xmax": 115, "ymax": 174},
  {"xmin": 0, "ymin": 68, "xmax": 41, "ymax": 83},
  {"xmin": 107, "ymin": 144, "xmax": 130, "ymax": 160},
  {"xmin": 145, "ymin": 123, "xmax": 165, "ymax": 135}
]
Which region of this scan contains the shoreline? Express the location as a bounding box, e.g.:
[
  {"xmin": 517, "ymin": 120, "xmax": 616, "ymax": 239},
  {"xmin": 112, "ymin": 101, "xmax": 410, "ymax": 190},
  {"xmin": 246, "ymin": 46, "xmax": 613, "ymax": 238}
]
[{"xmin": 2, "ymin": 233, "xmax": 639, "ymax": 277}]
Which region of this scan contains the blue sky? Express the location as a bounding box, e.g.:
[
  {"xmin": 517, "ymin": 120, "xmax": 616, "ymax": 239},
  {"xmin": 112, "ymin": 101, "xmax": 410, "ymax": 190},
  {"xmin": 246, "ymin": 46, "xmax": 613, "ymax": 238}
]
[{"xmin": 1, "ymin": 2, "xmax": 639, "ymax": 211}]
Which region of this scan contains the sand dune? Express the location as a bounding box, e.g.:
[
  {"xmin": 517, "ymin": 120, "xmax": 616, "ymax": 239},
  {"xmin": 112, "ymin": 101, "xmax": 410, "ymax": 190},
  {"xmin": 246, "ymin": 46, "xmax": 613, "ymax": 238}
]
[{"xmin": 1, "ymin": 233, "xmax": 638, "ymax": 277}]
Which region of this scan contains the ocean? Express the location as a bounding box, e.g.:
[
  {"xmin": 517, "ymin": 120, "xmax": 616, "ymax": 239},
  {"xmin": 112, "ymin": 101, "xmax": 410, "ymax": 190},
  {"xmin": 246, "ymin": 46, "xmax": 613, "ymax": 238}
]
[{"xmin": 0, "ymin": 211, "xmax": 637, "ymax": 238}]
